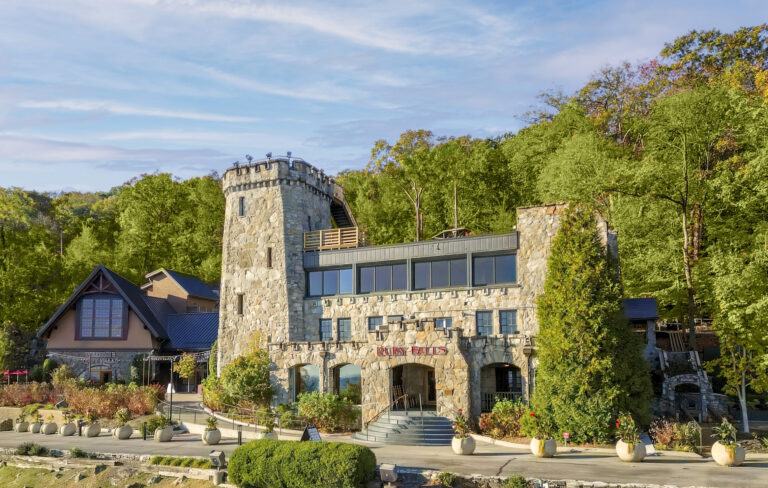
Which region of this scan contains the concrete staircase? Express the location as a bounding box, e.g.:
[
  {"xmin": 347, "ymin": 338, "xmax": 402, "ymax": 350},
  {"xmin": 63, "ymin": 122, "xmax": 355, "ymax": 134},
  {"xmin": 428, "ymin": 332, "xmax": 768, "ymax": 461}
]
[{"xmin": 353, "ymin": 411, "xmax": 454, "ymax": 445}]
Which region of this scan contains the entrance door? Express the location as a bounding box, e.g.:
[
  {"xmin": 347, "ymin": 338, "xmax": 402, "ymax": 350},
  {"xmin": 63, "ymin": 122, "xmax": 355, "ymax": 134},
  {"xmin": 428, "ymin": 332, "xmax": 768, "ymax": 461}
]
[{"xmin": 391, "ymin": 364, "xmax": 436, "ymax": 408}]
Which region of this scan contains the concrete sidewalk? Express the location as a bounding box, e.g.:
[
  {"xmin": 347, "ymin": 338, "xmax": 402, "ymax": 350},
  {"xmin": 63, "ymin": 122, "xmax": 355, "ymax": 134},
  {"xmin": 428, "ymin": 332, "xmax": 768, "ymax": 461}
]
[{"xmin": 1, "ymin": 430, "xmax": 767, "ymax": 487}]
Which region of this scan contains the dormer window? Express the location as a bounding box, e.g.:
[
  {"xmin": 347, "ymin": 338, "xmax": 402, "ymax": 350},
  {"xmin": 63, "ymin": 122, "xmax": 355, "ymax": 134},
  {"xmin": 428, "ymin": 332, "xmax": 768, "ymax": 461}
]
[{"xmin": 78, "ymin": 295, "xmax": 125, "ymax": 339}]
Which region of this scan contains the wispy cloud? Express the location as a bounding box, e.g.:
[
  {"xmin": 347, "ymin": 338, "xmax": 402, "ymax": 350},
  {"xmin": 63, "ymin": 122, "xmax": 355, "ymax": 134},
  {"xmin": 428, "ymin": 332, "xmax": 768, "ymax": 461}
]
[{"xmin": 18, "ymin": 99, "xmax": 259, "ymax": 123}]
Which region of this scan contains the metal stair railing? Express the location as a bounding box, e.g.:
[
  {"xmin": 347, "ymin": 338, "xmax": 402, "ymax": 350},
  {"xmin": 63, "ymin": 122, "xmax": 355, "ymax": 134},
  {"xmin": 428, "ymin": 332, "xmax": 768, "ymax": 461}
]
[{"xmin": 363, "ymin": 393, "xmax": 408, "ymax": 442}]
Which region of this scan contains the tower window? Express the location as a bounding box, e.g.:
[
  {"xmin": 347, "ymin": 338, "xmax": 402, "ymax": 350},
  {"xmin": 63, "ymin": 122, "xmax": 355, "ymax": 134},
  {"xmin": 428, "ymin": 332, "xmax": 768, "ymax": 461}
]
[
  {"xmin": 267, "ymin": 247, "xmax": 273, "ymax": 268},
  {"xmin": 319, "ymin": 319, "xmax": 333, "ymax": 341},
  {"xmin": 236, "ymin": 294, "xmax": 244, "ymax": 315},
  {"xmin": 238, "ymin": 196, "xmax": 245, "ymax": 217}
]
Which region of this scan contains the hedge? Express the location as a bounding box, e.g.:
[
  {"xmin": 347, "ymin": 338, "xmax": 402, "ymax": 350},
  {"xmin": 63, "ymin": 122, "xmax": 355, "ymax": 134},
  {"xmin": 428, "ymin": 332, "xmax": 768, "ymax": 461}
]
[{"xmin": 228, "ymin": 439, "xmax": 377, "ymax": 488}]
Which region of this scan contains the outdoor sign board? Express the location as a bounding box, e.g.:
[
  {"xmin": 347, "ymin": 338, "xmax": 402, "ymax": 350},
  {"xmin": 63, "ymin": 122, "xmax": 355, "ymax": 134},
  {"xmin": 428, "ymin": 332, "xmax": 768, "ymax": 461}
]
[{"xmin": 300, "ymin": 425, "xmax": 322, "ymax": 442}]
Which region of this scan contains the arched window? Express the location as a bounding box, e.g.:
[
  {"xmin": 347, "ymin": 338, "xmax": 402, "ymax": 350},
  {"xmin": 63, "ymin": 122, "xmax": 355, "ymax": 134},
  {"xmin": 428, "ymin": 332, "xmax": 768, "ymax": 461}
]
[
  {"xmin": 334, "ymin": 364, "xmax": 361, "ymax": 404},
  {"xmin": 292, "ymin": 364, "xmax": 320, "ymax": 400}
]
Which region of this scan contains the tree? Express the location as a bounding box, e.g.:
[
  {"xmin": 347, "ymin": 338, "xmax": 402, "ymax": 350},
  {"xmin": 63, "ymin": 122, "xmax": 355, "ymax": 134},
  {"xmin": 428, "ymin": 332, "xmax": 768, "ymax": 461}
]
[
  {"xmin": 174, "ymin": 353, "xmax": 197, "ymax": 393},
  {"xmin": 368, "ymin": 130, "xmax": 436, "ymax": 242},
  {"xmin": 220, "ymin": 347, "xmax": 273, "ymax": 408},
  {"xmin": 531, "ymin": 204, "xmax": 652, "ymax": 443}
]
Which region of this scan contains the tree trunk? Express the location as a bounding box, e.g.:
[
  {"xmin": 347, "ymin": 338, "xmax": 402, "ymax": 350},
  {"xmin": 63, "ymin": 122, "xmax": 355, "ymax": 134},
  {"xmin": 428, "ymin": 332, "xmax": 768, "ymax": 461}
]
[
  {"xmin": 739, "ymin": 370, "xmax": 750, "ymax": 433},
  {"xmin": 414, "ymin": 195, "xmax": 421, "ymax": 242},
  {"xmin": 680, "ymin": 209, "xmax": 697, "ymax": 351},
  {"xmin": 453, "ymin": 183, "xmax": 458, "ymax": 232}
]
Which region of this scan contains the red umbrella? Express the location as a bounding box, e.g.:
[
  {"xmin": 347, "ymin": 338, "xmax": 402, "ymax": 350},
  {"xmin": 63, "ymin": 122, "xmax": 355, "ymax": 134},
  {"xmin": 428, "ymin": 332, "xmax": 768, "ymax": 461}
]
[
  {"xmin": 10, "ymin": 371, "xmax": 22, "ymax": 375},
  {"xmin": 2, "ymin": 371, "xmax": 8, "ymax": 375}
]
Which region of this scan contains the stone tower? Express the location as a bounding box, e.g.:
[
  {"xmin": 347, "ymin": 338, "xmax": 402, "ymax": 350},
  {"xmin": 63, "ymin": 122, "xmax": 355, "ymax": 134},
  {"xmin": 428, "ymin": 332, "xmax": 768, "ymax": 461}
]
[{"xmin": 217, "ymin": 155, "xmax": 348, "ymax": 371}]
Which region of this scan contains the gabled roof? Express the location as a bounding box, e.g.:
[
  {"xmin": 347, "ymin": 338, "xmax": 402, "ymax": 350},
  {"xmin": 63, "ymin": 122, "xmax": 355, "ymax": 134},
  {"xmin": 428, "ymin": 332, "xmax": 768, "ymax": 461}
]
[
  {"xmin": 37, "ymin": 265, "xmax": 168, "ymax": 340},
  {"xmin": 143, "ymin": 268, "xmax": 219, "ymax": 301},
  {"xmin": 624, "ymin": 297, "xmax": 659, "ymax": 321},
  {"xmin": 164, "ymin": 312, "xmax": 219, "ymax": 351}
]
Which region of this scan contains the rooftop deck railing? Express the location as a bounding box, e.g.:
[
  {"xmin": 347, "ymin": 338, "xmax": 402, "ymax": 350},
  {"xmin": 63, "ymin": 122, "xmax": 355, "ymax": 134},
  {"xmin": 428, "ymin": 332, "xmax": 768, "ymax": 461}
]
[{"xmin": 303, "ymin": 227, "xmax": 362, "ymax": 251}]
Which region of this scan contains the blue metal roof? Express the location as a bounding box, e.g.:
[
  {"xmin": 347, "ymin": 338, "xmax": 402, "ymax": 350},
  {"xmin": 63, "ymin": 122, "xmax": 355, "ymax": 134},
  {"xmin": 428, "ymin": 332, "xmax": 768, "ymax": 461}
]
[
  {"xmin": 624, "ymin": 297, "xmax": 658, "ymax": 321},
  {"xmin": 164, "ymin": 312, "xmax": 219, "ymax": 351},
  {"xmin": 164, "ymin": 269, "xmax": 219, "ymax": 301}
]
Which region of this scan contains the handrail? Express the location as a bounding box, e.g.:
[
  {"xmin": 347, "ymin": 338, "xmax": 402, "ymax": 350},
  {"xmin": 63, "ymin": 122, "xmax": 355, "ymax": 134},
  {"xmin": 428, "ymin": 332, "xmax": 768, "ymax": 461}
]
[
  {"xmin": 364, "ymin": 393, "xmax": 408, "ymax": 440},
  {"xmin": 419, "ymin": 394, "xmax": 424, "ymax": 444}
]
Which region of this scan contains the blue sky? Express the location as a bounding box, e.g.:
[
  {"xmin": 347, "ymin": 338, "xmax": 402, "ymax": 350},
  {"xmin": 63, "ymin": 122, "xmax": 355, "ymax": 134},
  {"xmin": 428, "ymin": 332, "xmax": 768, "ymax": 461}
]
[{"xmin": 1, "ymin": 0, "xmax": 765, "ymax": 192}]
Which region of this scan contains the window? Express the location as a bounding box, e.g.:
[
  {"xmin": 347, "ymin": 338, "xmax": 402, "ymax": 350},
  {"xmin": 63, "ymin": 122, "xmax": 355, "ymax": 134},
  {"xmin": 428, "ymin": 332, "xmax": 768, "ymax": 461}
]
[
  {"xmin": 78, "ymin": 295, "xmax": 124, "ymax": 339},
  {"xmin": 387, "ymin": 315, "xmax": 403, "ymax": 324},
  {"xmin": 359, "ymin": 263, "xmax": 407, "ymax": 293},
  {"xmin": 434, "ymin": 317, "xmax": 452, "ymax": 329},
  {"xmin": 293, "ymin": 364, "xmax": 319, "ymax": 400},
  {"xmin": 237, "ymin": 294, "xmax": 244, "ymax": 315},
  {"xmin": 413, "ymin": 258, "xmax": 467, "ymax": 290},
  {"xmin": 319, "ymin": 319, "xmax": 333, "ymax": 341},
  {"xmin": 368, "ymin": 316, "xmax": 383, "ymax": 331},
  {"xmin": 476, "ymin": 311, "xmax": 493, "ymax": 336},
  {"xmin": 500, "ymin": 310, "xmax": 517, "ymax": 334},
  {"xmin": 307, "ymin": 268, "xmax": 353, "ymax": 296},
  {"xmin": 495, "ymin": 366, "xmax": 523, "ymax": 393},
  {"xmin": 238, "ymin": 196, "xmax": 245, "ymax": 216},
  {"xmin": 267, "ymin": 247, "xmax": 272, "ymax": 268},
  {"xmin": 338, "ymin": 318, "xmax": 352, "ymax": 341},
  {"xmin": 473, "ymin": 254, "xmax": 516, "ymax": 286}
]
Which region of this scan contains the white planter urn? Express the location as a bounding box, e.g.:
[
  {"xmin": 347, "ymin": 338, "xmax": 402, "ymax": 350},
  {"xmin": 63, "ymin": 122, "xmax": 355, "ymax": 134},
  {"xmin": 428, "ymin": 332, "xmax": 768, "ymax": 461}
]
[
  {"xmin": 59, "ymin": 423, "xmax": 77, "ymax": 436},
  {"xmin": 85, "ymin": 423, "xmax": 101, "ymax": 438},
  {"xmin": 451, "ymin": 436, "xmax": 475, "ymax": 455},
  {"xmin": 154, "ymin": 426, "xmax": 174, "ymax": 442},
  {"xmin": 256, "ymin": 431, "xmax": 277, "ymax": 440},
  {"xmin": 616, "ymin": 439, "xmax": 646, "ymax": 462},
  {"xmin": 14, "ymin": 421, "xmax": 29, "ymax": 432},
  {"xmin": 530, "ymin": 438, "xmax": 557, "ymax": 458},
  {"xmin": 41, "ymin": 422, "xmax": 58, "ymax": 435},
  {"xmin": 28, "ymin": 422, "xmax": 42, "ymax": 433},
  {"xmin": 113, "ymin": 424, "xmax": 133, "ymax": 440},
  {"xmin": 202, "ymin": 429, "xmax": 221, "ymax": 445},
  {"xmin": 711, "ymin": 441, "xmax": 745, "ymax": 467}
]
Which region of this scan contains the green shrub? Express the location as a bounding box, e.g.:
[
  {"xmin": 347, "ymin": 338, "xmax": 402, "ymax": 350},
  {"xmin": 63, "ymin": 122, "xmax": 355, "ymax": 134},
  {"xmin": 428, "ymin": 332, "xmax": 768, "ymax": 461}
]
[
  {"xmin": 229, "ymin": 439, "xmax": 376, "ymax": 488},
  {"xmin": 180, "ymin": 458, "xmax": 195, "ymax": 467},
  {"xmin": 16, "ymin": 442, "xmax": 50, "ymax": 457},
  {"xmin": 160, "ymin": 457, "xmax": 173, "ymax": 466},
  {"xmin": 296, "ymin": 391, "xmax": 360, "ymax": 432},
  {"xmin": 0, "ymin": 418, "xmax": 13, "ymax": 431},
  {"xmin": 478, "ymin": 398, "xmax": 526, "ymax": 439},
  {"xmin": 202, "ymin": 375, "xmax": 230, "ymax": 411},
  {"xmin": 437, "ymin": 472, "xmax": 456, "ymax": 487},
  {"xmin": 193, "ymin": 459, "xmax": 213, "ymax": 469},
  {"xmin": 502, "ymin": 475, "xmax": 529, "ymax": 488},
  {"xmin": 276, "ymin": 404, "xmax": 304, "ymax": 430},
  {"xmin": 221, "ymin": 348, "xmax": 273, "ymax": 408},
  {"xmin": 169, "ymin": 458, "xmax": 183, "ymax": 466},
  {"xmin": 70, "ymin": 447, "xmax": 89, "ymax": 458},
  {"xmin": 149, "ymin": 455, "xmax": 163, "ymax": 465}
]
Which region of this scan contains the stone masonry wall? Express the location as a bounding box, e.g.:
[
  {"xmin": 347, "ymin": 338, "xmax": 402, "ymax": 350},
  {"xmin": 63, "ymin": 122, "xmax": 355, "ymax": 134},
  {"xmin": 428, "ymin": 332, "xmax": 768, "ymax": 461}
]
[{"xmin": 217, "ymin": 160, "xmax": 336, "ymax": 372}]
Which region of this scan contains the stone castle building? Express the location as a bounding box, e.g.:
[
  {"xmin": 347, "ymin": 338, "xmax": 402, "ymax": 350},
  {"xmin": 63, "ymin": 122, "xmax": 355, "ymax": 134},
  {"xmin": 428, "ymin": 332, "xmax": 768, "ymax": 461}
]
[{"xmin": 216, "ymin": 155, "xmax": 615, "ymax": 422}]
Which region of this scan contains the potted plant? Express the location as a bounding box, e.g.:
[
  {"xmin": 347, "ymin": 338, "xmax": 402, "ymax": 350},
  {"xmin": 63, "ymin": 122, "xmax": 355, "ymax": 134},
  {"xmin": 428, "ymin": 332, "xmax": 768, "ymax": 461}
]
[
  {"xmin": 29, "ymin": 413, "xmax": 42, "ymax": 434},
  {"xmin": 14, "ymin": 413, "xmax": 29, "ymax": 433},
  {"xmin": 527, "ymin": 411, "xmax": 557, "ymax": 458},
  {"xmin": 257, "ymin": 408, "xmax": 277, "ymax": 440},
  {"xmin": 112, "ymin": 408, "xmax": 133, "ymax": 440},
  {"xmin": 202, "ymin": 415, "xmax": 221, "ymax": 445},
  {"xmin": 711, "ymin": 418, "xmax": 745, "ymax": 467},
  {"xmin": 450, "ymin": 409, "xmax": 475, "ymax": 455},
  {"xmin": 59, "ymin": 411, "xmax": 77, "ymax": 436},
  {"xmin": 615, "ymin": 413, "xmax": 645, "ymax": 462},
  {"xmin": 84, "ymin": 409, "xmax": 101, "ymax": 438},
  {"xmin": 41, "ymin": 414, "xmax": 58, "ymax": 435},
  {"xmin": 153, "ymin": 414, "xmax": 174, "ymax": 442}
]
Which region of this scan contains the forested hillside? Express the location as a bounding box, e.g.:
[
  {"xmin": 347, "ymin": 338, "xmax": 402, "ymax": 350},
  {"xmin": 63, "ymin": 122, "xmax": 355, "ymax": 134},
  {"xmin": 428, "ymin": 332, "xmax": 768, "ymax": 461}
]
[
  {"xmin": 1, "ymin": 26, "xmax": 767, "ymax": 383},
  {"xmin": 0, "ymin": 173, "xmax": 224, "ymax": 368}
]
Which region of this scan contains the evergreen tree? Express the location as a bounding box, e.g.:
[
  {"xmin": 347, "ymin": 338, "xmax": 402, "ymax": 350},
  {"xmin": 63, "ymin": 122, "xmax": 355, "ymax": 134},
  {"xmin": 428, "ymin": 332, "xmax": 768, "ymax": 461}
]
[{"xmin": 531, "ymin": 204, "xmax": 652, "ymax": 444}]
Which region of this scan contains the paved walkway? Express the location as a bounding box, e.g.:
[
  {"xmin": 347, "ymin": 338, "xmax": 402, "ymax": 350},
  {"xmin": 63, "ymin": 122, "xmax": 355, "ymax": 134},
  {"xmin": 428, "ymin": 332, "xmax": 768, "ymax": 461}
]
[{"xmin": 0, "ymin": 429, "xmax": 766, "ymax": 487}]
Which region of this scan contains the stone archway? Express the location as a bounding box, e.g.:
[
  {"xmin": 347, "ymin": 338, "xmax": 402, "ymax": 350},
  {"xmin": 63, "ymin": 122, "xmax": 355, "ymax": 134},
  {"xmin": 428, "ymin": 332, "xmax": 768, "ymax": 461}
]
[{"xmin": 391, "ymin": 364, "xmax": 436, "ymax": 409}]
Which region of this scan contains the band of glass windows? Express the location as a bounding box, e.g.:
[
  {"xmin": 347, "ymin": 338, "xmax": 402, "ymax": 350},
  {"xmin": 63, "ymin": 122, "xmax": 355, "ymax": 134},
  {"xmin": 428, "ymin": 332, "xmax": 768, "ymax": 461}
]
[{"xmin": 306, "ymin": 253, "xmax": 516, "ymax": 297}]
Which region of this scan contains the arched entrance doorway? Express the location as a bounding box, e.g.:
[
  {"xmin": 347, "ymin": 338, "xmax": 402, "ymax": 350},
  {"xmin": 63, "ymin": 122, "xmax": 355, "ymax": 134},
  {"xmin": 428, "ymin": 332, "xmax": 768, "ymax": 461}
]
[
  {"xmin": 480, "ymin": 363, "xmax": 523, "ymax": 412},
  {"xmin": 392, "ymin": 364, "xmax": 436, "ymax": 409}
]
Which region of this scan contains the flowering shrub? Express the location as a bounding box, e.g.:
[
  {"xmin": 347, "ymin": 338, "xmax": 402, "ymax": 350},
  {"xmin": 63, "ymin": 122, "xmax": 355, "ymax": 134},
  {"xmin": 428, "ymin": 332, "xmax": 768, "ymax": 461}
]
[
  {"xmin": 206, "ymin": 416, "xmax": 218, "ymax": 432},
  {"xmin": 520, "ymin": 410, "xmax": 556, "ymax": 440},
  {"xmin": 615, "ymin": 413, "xmax": 639, "ymax": 444},
  {"xmin": 452, "ymin": 409, "xmax": 472, "ymax": 438},
  {"xmin": 61, "ymin": 382, "xmax": 160, "ymax": 418},
  {"xmin": 202, "ymin": 375, "xmax": 230, "ymax": 411},
  {"xmin": 0, "ymin": 382, "xmax": 52, "ymax": 407},
  {"xmin": 296, "ymin": 391, "xmax": 360, "ymax": 432},
  {"xmin": 115, "ymin": 408, "xmax": 131, "ymax": 425},
  {"xmin": 478, "ymin": 398, "xmax": 526, "ymax": 439},
  {"xmin": 649, "ymin": 417, "xmax": 700, "ymax": 453}
]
